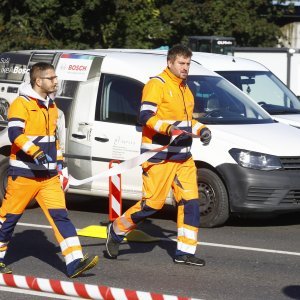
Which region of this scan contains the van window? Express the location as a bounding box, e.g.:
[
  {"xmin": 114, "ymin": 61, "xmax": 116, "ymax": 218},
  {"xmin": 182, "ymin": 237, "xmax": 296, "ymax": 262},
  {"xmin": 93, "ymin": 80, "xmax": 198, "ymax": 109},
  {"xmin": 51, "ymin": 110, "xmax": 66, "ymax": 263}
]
[
  {"xmin": 97, "ymin": 74, "xmax": 143, "ymax": 125},
  {"xmin": 188, "ymin": 75, "xmax": 273, "ymax": 124},
  {"xmin": 218, "ymin": 71, "xmax": 300, "ymax": 115},
  {"xmin": 0, "ymin": 53, "xmax": 30, "ymax": 82},
  {"xmin": 55, "ymin": 81, "xmax": 79, "ymax": 125}
]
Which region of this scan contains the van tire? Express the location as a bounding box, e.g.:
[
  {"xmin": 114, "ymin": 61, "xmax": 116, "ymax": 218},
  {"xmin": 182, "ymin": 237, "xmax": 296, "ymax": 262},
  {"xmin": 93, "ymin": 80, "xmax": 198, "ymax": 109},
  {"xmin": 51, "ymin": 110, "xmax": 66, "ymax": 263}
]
[
  {"xmin": 0, "ymin": 157, "xmax": 36, "ymax": 208},
  {"xmin": 197, "ymin": 168, "xmax": 229, "ymax": 228}
]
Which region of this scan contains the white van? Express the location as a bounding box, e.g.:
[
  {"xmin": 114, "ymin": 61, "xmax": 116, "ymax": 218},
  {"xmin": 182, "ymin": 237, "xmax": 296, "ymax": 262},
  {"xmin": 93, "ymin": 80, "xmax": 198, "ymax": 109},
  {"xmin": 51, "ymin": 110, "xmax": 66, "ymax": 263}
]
[{"xmin": 1, "ymin": 49, "xmax": 300, "ymax": 228}]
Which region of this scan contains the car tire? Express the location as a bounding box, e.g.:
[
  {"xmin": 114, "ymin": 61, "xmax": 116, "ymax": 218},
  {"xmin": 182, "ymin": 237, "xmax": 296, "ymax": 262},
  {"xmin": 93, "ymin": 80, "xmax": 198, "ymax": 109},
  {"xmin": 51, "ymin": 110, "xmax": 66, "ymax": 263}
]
[{"xmin": 197, "ymin": 168, "xmax": 229, "ymax": 228}]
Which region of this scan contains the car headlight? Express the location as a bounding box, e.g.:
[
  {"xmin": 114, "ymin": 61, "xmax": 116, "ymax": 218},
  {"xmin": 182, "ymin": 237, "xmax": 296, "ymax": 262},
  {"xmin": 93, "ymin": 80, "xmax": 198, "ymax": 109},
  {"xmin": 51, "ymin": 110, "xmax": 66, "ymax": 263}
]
[{"xmin": 229, "ymin": 148, "xmax": 283, "ymax": 170}]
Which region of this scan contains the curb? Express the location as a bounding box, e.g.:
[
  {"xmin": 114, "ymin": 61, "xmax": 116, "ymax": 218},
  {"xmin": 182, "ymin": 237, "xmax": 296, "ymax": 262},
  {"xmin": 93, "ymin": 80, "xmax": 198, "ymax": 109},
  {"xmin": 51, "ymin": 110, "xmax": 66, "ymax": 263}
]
[{"xmin": 0, "ymin": 273, "xmax": 200, "ymax": 300}]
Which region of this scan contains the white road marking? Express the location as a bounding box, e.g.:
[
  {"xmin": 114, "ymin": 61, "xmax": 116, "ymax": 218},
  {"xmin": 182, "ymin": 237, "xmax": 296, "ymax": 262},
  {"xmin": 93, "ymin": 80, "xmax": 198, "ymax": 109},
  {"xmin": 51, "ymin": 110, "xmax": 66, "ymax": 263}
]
[
  {"xmin": 171, "ymin": 238, "xmax": 300, "ymax": 256},
  {"xmin": 19, "ymin": 222, "xmax": 52, "ymax": 229},
  {"xmin": 200, "ymin": 241, "xmax": 300, "ymax": 256},
  {"xmin": 18, "ymin": 222, "xmax": 300, "ymax": 257}
]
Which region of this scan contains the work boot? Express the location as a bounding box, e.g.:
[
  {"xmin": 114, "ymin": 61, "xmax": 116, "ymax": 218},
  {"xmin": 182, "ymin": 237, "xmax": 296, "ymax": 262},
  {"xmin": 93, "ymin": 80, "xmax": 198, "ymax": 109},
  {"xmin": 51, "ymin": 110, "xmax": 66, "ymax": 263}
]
[
  {"xmin": 0, "ymin": 262, "xmax": 12, "ymax": 274},
  {"xmin": 174, "ymin": 254, "xmax": 205, "ymax": 266},
  {"xmin": 106, "ymin": 223, "xmax": 120, "ymax": 258},
  {"xmin": 67, "ymin": 254, "xmax": 99, "ymax": 278}
]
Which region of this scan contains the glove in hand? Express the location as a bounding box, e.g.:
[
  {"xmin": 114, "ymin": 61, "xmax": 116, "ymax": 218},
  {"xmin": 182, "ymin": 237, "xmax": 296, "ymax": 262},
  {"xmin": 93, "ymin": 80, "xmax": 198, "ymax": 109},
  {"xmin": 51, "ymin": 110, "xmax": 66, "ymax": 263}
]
[
  {"xmin": 57, "ymin": 160, "xmax": 65, "ymax": 172},
  {"xmin": 200, "ymin": 127, "xmax": 212, "ymax": 145}
]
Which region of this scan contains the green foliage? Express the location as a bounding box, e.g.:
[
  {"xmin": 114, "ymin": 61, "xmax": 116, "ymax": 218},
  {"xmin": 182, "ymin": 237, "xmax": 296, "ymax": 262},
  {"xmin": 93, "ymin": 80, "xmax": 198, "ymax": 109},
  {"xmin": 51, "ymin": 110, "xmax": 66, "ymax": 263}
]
[
  {"xmin": 0, "ymin": 0, "xmax": 295, "ymax": 51},
  {"xmin": 197, "ymin": 0, "xmax": 288, "ymax": 47}
]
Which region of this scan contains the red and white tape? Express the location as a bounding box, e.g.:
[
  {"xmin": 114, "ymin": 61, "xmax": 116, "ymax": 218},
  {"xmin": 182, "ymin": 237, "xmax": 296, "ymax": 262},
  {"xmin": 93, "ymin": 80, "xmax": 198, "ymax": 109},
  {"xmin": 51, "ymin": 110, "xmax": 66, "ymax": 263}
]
[
  {"xmin": 0, "ymin": 273, "xmax": 200, "ymax": 300},
  {"xmin": 69, "ymin": 131, "xmax": 201, "ymax": 187}
]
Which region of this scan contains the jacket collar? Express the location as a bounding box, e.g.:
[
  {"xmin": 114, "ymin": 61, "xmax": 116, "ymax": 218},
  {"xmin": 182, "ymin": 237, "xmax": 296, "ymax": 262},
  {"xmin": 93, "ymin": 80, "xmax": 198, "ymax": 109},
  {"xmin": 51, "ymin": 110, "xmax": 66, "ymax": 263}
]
[
  {"xmin": 18, "ymin": 82, "xmax": 54, "ymax": 106},
  {"xmin": 164, "ymin": 67, "xmax": 186, "ymax": 86}
]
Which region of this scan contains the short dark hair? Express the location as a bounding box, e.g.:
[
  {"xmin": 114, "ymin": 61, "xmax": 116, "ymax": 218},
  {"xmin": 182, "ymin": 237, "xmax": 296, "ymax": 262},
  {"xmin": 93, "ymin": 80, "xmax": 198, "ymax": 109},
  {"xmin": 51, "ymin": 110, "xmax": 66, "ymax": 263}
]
[
  {"xmin": 167, "ymin": 44, "xmax": 192, "ymax": 63},
  {"xmin": 30, "ymin": 62, "xmax": 55, "ymax": 87}
]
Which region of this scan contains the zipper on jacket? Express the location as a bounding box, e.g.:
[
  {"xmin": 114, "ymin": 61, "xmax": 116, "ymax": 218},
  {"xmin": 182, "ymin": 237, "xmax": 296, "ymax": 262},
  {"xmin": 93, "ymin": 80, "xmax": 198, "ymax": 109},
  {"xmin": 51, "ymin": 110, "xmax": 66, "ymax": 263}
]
[{"xmin": 41, "ymin": 105, "xmax": 50, "ymax": 169}]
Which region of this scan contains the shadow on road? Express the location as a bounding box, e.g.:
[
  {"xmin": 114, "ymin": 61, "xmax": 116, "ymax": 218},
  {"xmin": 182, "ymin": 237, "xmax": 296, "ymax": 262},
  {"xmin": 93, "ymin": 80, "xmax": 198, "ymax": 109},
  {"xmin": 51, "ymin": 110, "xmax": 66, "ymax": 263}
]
[
  {"xmin": 5, "ymin": 229, "xmax": 65, "ymax": 273},
  {"xmin": 225, "ymin": 211, "xmax": 300, "ymax": 228},
  {"xmin": 101, "ymin": 219, "xmax": 178, "ymax": 259}
]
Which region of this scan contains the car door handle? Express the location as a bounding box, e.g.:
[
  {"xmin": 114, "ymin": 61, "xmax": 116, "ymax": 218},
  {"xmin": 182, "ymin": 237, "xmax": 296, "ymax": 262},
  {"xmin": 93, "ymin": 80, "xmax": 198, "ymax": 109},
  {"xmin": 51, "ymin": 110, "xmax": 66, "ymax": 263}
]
[
  {"xmin": 95, "ymin": 137, "xmax": 109, "ymax": 142},
  {"xmin": 72, "ymin": 133, "xmax": 86, "ymax": 139}
]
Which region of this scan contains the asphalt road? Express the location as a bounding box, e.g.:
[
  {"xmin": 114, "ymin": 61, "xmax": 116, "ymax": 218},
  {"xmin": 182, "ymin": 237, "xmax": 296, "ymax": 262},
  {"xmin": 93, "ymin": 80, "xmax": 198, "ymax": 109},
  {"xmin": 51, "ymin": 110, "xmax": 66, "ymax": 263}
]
[{"xmin": 0, "ymin": 194, "xmax": 300, "ymax": 300}]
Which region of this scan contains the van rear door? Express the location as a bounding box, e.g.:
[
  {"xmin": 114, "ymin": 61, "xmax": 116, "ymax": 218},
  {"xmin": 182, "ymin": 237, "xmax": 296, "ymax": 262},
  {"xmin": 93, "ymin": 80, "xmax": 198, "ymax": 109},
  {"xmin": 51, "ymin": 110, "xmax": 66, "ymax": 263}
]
[{"xmin": 54, "ymin": 53, "xmax": 103, "ymax": 191}]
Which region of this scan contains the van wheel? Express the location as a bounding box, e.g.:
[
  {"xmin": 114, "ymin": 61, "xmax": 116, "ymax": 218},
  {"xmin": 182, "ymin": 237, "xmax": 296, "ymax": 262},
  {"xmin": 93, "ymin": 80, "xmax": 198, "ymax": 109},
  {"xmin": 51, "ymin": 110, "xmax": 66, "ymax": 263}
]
[
  {"xmin": 197, "ymin": 168, "xmax": 229, "ymax": 228},
  {"xmin": 0, "ymin": 157, "xmax": 36, "ymax": 208}
]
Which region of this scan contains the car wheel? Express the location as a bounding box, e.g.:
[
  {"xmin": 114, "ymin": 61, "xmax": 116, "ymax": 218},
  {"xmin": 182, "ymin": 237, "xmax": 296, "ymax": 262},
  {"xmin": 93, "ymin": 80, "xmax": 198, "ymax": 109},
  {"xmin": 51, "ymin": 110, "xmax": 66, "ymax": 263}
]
[{"xmin": 197, "ymin": 168, "xmax": 229, "ymax": 228}]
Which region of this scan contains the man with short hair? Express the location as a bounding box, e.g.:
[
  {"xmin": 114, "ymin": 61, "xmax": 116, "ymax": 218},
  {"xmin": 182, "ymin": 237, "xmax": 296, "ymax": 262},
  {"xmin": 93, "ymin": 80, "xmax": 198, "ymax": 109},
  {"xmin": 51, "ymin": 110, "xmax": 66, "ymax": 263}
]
[
  {"xmin": 106, "ymin": 45, "xmax": 211, "ymax": 266},
  {"xmin": 0, "ymin": 62, "xmax": 98, "ymax": 277}
]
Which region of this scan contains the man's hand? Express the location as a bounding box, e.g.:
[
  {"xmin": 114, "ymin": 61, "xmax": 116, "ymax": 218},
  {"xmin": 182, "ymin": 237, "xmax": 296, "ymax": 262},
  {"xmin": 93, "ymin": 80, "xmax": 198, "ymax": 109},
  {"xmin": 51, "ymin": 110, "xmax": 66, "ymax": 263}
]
[
  {"xmin": 57, "ymin": 160, "xmax": 65, "ymax": 172},
  {"xmin": 33, "ymin": 151, "xmax": 52, "ymax": 165},
  {"xmin": 200, "ymin": 127, "xmax": 212, "ymax": 145}
]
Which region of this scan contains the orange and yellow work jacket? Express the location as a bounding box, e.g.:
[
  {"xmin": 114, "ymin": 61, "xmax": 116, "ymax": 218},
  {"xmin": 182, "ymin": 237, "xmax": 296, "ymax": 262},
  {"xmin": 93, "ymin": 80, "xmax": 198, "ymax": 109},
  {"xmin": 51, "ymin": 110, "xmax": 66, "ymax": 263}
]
[
  {"xmin": 139, "ymin": 67, "xmax": 206, "ymax": 162},
  {"xmin": 8, "ymin": 90, "xmax": 63, "ymax": 178}
]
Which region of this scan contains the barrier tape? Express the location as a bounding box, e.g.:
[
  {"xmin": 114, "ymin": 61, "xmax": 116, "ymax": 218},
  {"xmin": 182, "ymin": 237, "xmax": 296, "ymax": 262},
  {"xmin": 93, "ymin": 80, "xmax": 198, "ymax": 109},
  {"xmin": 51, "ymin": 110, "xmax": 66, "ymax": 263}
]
[
  {"xmin": 69, "ymin": 130, "xmax": 200, "ymax": 187},
  {"xmin": 0, "ymin": 273, "xmax": 201, "ymax": 300}
]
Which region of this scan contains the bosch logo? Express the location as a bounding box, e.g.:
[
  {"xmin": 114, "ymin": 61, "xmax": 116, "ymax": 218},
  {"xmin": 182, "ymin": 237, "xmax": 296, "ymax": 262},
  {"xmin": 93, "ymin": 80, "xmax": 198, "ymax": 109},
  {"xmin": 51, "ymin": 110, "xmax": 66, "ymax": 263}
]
[
  {"xmin": 12, "ymin": 66, "xmax": 29, "ymax": 74},
  {"xmin": 68, "ymin": 65, "xmax": 87, "ymax": 71},
  {"xmin": 0, "ymin": 66, "xmax": 29, "ymax": 74}
]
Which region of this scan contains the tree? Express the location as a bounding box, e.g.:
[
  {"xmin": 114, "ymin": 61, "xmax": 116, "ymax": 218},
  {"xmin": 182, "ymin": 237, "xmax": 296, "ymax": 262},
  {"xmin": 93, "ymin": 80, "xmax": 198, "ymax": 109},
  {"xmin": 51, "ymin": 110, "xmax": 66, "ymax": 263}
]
[
  {"xmin": 196, "ymin": 0, "xmax": 290, "ymax": 47},
  {"xmin": 100, "ymin": 0, "xmax": 172, "ymax": 48},
  {"xmin": 158, "ymin": 0, "xmax": 293, "ymax": 47},
  {"xmin": 0, "ymin": 0, "xmax": 114, "ymax": 51},
  {"xmin": 0, "ymin": 0, "xmax": 295, "ymax": 52}
]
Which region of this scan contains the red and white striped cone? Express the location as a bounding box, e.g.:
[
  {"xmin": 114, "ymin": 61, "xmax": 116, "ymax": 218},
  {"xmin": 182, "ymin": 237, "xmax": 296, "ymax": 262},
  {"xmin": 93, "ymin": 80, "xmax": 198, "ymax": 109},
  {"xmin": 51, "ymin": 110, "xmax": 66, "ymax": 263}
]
[
  {"xmin": 109, "ymin": 160, "xmax": 122, "ymax": 222},
  {"xmin": 0, "ymin": 273, "xmax": 201, "ymax": 300}
]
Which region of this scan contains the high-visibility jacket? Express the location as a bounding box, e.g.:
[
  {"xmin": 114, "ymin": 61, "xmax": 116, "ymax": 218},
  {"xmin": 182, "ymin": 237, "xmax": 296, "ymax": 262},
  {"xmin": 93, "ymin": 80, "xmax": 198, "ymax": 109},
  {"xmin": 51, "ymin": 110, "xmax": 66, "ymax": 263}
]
[
  {"xmin": 139, "ymin": 67, "xmax": 206, "ymax": 162},
  {"xmin": 8, "ymin": 83, "xmax": 63, "ymax": 178}
]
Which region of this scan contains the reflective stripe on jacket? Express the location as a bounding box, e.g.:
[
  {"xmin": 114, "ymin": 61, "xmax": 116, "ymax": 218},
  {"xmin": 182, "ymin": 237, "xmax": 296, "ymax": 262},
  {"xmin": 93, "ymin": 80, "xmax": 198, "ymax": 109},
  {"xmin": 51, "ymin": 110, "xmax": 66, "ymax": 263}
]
[{"xmin": 8, "ymin": 95, "xmax": 62, "ymax": 178}]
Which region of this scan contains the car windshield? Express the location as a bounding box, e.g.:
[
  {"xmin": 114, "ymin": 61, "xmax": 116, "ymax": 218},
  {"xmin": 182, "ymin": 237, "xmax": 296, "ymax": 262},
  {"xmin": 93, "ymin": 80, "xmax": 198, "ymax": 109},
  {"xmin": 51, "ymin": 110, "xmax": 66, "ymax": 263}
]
[
  {"xmin": 188, "ymin": 75, "xmax": 273, "ymax": 125},
  {"xmin": 217, "ymin": 70, "xmax": 300, "ymax": 115}
]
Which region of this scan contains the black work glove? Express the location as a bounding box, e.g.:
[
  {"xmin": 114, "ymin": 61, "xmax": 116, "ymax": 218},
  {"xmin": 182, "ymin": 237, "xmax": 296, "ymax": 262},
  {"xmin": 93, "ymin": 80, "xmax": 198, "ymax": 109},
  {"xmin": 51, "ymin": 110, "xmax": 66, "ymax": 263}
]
[
  {"xmin": 200, "ymin": 127, "xmax": 212, "ymax": 145},
  {"xmin": 56, "ymin": 160, "xmax": 66, "ymax": 172},
  {"xmin": 33, "ymin": 151, "xmax": 52, "ymax": 165}
]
